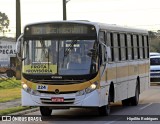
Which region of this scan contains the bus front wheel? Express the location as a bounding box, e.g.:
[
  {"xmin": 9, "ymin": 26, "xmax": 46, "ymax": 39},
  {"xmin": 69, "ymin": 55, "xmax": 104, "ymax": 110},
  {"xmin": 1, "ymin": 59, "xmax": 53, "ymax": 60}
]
[
  {"xmin": 98, "ymin": 94, "xmax": 110, "ymax": 116},
  {"xmin": 40, "ymin": 106, "xmax": 52, "ymax": 116},
  {"xmin": 98, "ymin": 105, "xmax": 110, "ymax": 116}
]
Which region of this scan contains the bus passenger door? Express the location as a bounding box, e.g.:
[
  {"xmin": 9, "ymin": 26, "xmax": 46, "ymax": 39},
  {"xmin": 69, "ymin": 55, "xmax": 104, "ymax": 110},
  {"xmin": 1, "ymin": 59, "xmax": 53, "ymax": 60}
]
[
  {"xmin": 99, "ymin": 44, "xmax": 107, "ymax": 77},
  {"xmin": 99, "ymin": 31, "xmax": 109, "ymax": 106},
  {"xmin": 99, "ymin": 31, "xmax": 107, "ymax": 78}
]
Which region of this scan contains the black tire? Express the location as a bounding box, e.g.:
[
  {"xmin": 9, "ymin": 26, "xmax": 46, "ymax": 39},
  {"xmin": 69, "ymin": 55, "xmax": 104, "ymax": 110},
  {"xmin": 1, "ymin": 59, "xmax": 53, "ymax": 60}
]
[
  {"xmin": 40, "ymin": 106, "xmax": 52, "ymax": 116},
  {"xmin": 98, "ymin": 94, "xmax": 110, "ymax": 116},
  {"xmin": 6, "ymin": 70, "xmax": 15, "ymax": 78},
  {"xmin": 98, "ymin": 105, "xmax": 110, "ymax": 116},
  {"xmin": 130, "ymin": 84, "xmax": 139, "ymax": 106},
  {"xmin": 122, "ymin": 98, "xmax": 131, "ymax": 106}
]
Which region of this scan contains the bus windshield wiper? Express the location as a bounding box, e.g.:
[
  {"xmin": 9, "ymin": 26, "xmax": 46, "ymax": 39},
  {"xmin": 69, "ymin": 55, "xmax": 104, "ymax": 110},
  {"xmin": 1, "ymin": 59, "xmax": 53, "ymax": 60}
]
[{"xmin": 64, "ymin": 40, "xmax": 77, "ymax": 57}]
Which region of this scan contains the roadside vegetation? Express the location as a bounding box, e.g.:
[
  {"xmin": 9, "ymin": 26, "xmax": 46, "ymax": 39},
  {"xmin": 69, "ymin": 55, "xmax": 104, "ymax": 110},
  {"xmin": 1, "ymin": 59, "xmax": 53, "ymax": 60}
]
[
  {"xmin": 0, "ymin": 78, "xmax": 21, "ymax": 102},
  {"xmin": 0, "ymin": 77, "xmax": 37, "ymax": 115},
  {"xmin": 0, "ymin": 77, "xmax": 26, "ymax": 115},
  {"xmin": 0, "ymin": 106, "xmax": 30, "ymax": 115},
  {"xmin": 149, "ymin": 31, "xmax": 160, "ymax": 52}
]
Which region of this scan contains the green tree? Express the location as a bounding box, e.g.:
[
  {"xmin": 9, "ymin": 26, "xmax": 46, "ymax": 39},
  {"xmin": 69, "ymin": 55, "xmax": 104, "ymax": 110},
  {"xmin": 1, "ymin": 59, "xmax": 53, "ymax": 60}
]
[
  {"xmin": 150, "ymin": 30, "xmax": 160, "ymax": 52},
  {"xmin": 0, "ymin": 12, "xmax": 10, "ymax": 35},
  {"xmin": 148, "ymin": 31, "xmax": 157, "ymax": 38}
]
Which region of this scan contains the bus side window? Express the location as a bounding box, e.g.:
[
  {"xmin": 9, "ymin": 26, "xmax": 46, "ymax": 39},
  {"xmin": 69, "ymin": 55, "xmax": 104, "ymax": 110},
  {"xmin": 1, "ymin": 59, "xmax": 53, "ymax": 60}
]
[
  {"xmin": 138, "ymin": 35, "xmax": 143, "ymax": 59},
  {"xmin": 143, "ymin": 36, "xmax": 149, "ymax": 58},
  {"xmin": 106, "ymin": 32, "xmax": 112, "ymax": 62},
  {"xmin": 117, "ymin": 34, "xmax": 121, "ymax": 61},
  {"xmin": 127, "ymin": 34, "xmax": 132, "ymax": 60},
  {"xmin": 110, "ymin": 33, "xmax": 114, "ymax": 62},
  {"xmin": 147, "ymin": 36, "xmax": 149, "ymax": 58},
  {"xmin": 125, "ymin": 34, "xmax": 128, "ymax": 60},
  {"xmin": 133, "ymin": 35, "xmax": 138, "ymax": 60},
  {"xmin": 137, "ymin": 35, "xmax": 140, "ymax": 59},
  {"xmin": 113, "ymin": 33, "xmax": 119, "ymax": 62},
  {"xmin": 120, "ymin": 34, "xmax": 126, "ymax": 61}
]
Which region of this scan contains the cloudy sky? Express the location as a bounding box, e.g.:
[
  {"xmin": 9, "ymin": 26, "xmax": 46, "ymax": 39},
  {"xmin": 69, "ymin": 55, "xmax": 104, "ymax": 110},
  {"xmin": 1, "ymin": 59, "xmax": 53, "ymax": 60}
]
[{"xmin": 1, "ymin": 0, "xmax": 160, "ymax": 37}]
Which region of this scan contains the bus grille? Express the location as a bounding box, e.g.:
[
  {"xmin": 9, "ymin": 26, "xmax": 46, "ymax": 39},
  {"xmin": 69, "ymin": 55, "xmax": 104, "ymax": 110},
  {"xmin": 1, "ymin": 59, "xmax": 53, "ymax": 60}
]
[
  {"xmin": 40, "ymin": 98, "xmax": 75, "ymax": 104},
  {"xmin": 38, "ymin": 90, "xmax": 77, "ymax": 94}
]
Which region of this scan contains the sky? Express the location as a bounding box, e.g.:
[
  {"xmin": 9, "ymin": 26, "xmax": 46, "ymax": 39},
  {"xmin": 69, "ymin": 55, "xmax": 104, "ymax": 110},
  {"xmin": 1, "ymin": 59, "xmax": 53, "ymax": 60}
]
[{"xmin": 1, "ymin": 0, "xmax": 160, "ymax": 37}]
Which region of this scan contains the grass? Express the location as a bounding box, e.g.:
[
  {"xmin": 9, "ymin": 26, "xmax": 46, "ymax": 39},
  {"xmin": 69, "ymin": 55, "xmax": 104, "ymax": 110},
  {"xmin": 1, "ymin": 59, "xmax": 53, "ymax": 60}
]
[
  {"xmin": 0, "ymin": 78, "xmax": 21, "ymax": 89},
  {"xmin": 0, "ymin": 78, "xmax": 35, "ymax": 115},
  {"xmin": 0, "ymin": 88, "xmax": 21, "ymax": 102},
  {"xmin": 0, "ymin": 78, "xmax": 21, "ymax": 102},
  {"xmin": 0, "ymin": 106, "xmax": 30, "ymax": 115}
]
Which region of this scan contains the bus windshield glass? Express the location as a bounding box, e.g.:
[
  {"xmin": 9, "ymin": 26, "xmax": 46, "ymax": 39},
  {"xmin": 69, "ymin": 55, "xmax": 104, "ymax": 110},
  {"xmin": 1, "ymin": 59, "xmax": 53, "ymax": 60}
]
[{"xmin": 23, "ymin": 39, "xmax": 98, "ymax": 75}]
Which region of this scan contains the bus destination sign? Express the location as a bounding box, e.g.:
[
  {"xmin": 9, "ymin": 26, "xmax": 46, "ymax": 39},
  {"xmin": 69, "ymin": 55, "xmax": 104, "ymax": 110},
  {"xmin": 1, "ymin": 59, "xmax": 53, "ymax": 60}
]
[{"xmin": 25, "ymin": 23, "xmax": 95, "ymax": 35}]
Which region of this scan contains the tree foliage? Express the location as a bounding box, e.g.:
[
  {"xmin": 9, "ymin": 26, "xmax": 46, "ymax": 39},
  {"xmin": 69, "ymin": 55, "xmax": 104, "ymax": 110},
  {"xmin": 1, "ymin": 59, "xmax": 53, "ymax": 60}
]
[
  {"xmin": 148, "ymin": 31, "xmax": 156, "ymax": 38},
  {"xmin": 149, "ymin": 30, "xmax": 160, "ymax": 52},
  {"xmin": 0, "ymin": 12, "xmax": 10, "ymax": 33}
]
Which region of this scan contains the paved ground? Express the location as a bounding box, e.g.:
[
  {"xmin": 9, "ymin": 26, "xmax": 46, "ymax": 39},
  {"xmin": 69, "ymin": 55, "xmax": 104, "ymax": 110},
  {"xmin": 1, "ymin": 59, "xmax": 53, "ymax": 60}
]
[{"xmin": 0, "ymin": 98, "xmax": 39, "ymax": 116}]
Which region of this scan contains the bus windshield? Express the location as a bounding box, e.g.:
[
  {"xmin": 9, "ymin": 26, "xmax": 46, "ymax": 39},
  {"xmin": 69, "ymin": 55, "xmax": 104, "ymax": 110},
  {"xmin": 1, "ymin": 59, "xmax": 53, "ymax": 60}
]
[{"xmin": 23, "ymin": 39, "xmax": 98, "ymax": 75}]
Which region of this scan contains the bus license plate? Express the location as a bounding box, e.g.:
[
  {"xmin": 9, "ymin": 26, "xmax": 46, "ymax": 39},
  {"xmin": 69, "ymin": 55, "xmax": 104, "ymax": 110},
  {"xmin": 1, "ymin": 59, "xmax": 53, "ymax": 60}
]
[{"xmin": 51, "ymin": 97, "xmax": 64, "ymax": 102}]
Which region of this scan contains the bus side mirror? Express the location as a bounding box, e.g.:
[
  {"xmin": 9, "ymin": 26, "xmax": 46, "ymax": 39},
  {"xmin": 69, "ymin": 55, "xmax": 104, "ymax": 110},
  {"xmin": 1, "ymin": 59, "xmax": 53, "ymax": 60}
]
[
  {"xmin": 16, "ymin": 34, "xmax": 24, "ymax": 61},
  {"xmin": 106, "ymin": 46, "xmax": 111, "ymax": 59}
]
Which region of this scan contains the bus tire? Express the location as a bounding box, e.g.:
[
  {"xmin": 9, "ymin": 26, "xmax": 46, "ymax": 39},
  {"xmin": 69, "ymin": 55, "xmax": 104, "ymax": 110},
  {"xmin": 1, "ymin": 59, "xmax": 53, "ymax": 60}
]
[
  {"xmin": 130, "ymin": 84, "xmax": 139, "ymax": 106},
  {"xmin": 6, "ymin": 70, "xmax": 15, "ymax": 78},
  {"xmin": 98, "ymin": 95, "xmax": 110, "ymax": 116},
  {"xmin": 122, "ymin": 99, "xmax": 130, "ymax": 106},
  {"xmin": 40, "ymin": 106, "xmax": 52, "ymax": 116}
]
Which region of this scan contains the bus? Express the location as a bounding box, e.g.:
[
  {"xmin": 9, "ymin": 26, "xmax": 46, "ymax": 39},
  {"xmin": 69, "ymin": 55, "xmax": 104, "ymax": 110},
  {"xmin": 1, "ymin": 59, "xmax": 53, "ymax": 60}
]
[{"xmin": 16, "ymin": 21, "xmax": 150, "ymax": 116}]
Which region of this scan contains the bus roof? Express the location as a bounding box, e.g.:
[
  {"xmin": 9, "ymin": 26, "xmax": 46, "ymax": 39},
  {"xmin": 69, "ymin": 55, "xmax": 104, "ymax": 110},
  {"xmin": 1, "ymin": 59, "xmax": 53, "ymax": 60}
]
[{"xmin": 24, "ymin": 20, "xmax": 148, "ymax": 35}]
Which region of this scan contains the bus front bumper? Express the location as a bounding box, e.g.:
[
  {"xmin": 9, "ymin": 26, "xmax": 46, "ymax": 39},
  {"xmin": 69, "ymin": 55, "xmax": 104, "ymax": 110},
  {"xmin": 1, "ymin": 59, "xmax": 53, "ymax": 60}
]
[{"xmin": 21, "ymin": 89, "xmax": 106, "ymax": 108}]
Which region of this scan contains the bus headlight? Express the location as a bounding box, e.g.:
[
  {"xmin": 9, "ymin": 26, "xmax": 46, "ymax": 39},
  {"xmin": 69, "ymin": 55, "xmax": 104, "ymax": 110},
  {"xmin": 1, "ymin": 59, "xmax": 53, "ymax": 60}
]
[
  {"xmin": 22, "ymin": 83, "xmax": 40, "ymax": 96},
  {"xmin": 22, "ymin": 83, "xmax": 28, "ymax": 90},
  {"xmin": 22, "ymin": 83, "xmax": 31, "ymax": 93},
  {"xmin": 85, "ymin": 82, "xmax": 98, "ymax": 94},
  {"xmin": 76, "ymin": 82, "xmax": 98, "ymax": 96},
  {"xmin": 76, "ymin": 89, "xmax": 85, "ymax": 96}
]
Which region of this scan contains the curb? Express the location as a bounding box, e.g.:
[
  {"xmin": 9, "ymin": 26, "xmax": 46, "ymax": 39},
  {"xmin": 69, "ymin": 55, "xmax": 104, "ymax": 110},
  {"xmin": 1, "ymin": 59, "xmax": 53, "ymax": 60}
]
[{"xmin": 9, "ymin": 107, "xmax": 39, "ymax": 116}]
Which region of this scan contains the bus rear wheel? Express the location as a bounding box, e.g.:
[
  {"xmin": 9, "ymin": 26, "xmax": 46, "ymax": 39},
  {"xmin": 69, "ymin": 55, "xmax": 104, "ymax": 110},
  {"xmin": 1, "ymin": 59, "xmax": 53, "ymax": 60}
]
[
  {"xmin": 40, "ymin": 106, "xmax": 52, "ymax": 116},
  {"xmin": 122, "ymin": 99, "xmax": 131, "ymax": 106},
  {"xmin": 130, "ymin": 84, "xmax": 139, "ymax": 106}
]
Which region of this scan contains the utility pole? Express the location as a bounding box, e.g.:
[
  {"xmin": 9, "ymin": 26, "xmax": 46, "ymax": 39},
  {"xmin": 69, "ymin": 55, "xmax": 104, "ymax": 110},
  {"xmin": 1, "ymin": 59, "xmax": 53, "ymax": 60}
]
[
  {"xmin": 16, "ymin": 0, "xmax": 21, "ymax": 80},
  {"xmin": 63, "ymin": 0, "xmax": 67, "ymax": 20},
  {"xmin": 16, "ymin": 0, "xmax": 21, "ymax": 39}
]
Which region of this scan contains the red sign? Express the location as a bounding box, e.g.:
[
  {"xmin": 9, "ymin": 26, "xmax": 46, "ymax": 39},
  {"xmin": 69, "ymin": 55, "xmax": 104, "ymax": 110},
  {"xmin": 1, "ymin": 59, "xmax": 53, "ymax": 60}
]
[{"xmin": 51, "ymin": 97, "xmax": 64, "ymax": 102}]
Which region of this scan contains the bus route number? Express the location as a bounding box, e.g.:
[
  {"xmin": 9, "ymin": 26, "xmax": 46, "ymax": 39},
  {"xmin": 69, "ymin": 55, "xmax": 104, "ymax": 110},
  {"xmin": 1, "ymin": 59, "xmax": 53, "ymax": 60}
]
[{"xmin": 37, "ymin": 85, "xmax": 48, "ymax": 91}]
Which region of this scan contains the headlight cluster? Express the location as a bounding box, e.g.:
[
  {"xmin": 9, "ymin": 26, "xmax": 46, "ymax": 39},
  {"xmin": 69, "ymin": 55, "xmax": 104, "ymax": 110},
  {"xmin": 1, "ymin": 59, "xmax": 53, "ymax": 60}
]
[
  {"xmin": 22, "ymin": 83, "xmax": 40, "ymax": 96},
  {"xmin": 76, "ymin": 82, "xmax": 98, "ymax": 96}
]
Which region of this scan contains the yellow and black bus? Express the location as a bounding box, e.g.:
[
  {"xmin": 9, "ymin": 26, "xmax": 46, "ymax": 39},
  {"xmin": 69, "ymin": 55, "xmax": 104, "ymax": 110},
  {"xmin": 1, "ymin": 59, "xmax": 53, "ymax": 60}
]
[{"xmin": 16, "ymin": 21, "xmax": 149, "ymax": 116}]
